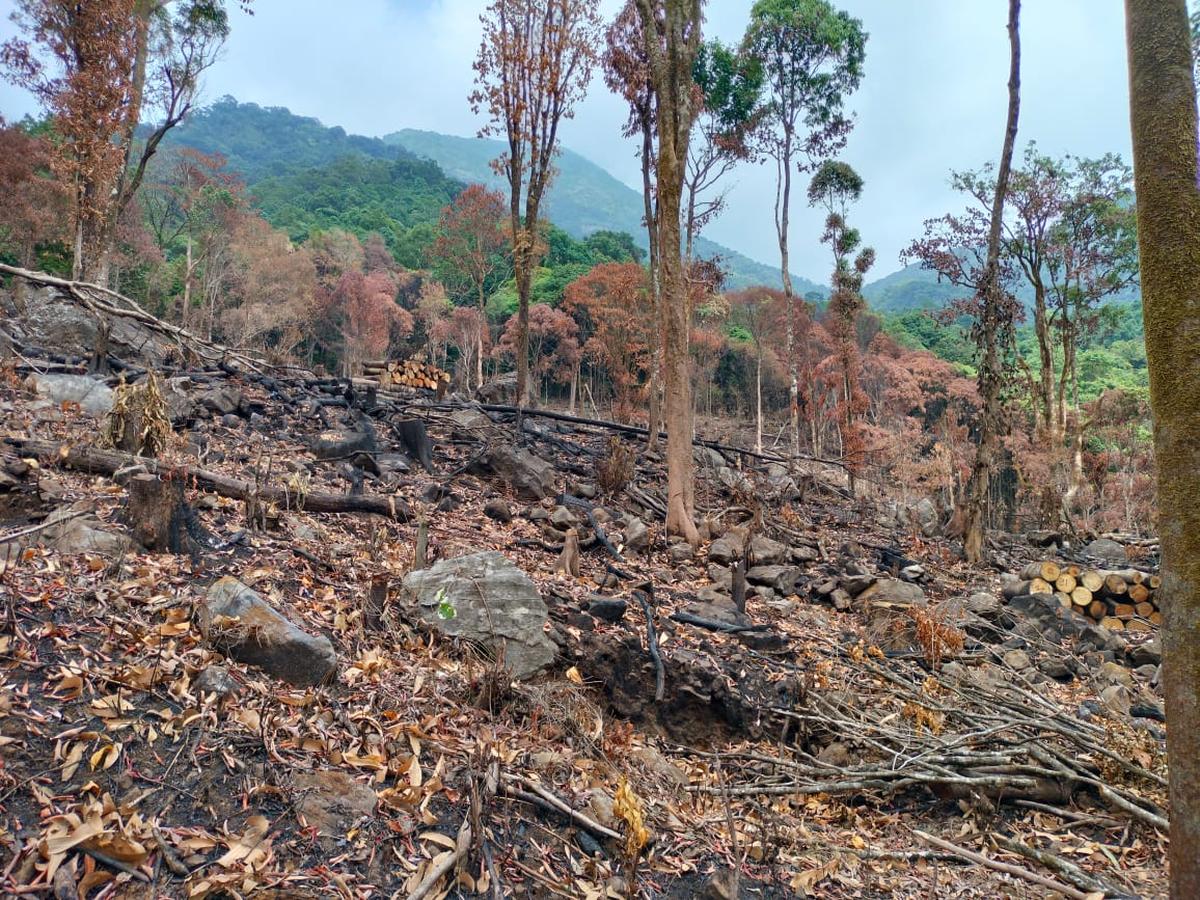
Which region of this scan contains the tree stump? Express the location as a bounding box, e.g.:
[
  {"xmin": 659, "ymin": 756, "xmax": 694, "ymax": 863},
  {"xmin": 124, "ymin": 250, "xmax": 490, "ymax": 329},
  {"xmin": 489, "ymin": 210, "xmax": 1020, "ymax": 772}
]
[{"xmin": 126, "ymin": 474, "xmax": 193, "ymax": 553}]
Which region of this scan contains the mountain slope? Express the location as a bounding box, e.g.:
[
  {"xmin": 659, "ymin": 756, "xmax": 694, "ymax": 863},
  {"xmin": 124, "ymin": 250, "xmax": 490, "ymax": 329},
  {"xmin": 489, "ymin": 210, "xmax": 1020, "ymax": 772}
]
[{"xmin": 384, "ymin": 128, "xmax": 825, "ymax": 293}]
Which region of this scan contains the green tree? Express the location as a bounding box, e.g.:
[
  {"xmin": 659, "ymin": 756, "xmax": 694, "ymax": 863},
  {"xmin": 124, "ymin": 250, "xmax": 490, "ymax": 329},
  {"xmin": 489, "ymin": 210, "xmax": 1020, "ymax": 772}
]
[{"xmin": 742, "ymin": 0, "xmax": 866, "ymax": 455}]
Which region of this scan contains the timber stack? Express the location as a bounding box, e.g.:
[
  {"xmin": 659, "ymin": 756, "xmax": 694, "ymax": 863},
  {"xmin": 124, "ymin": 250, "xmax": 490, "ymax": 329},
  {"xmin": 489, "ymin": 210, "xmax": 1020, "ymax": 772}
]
[
  {"xmin": 1001, "ymin": 559, "xmax": 1162, "ymax": 632},
  {"xmin": 363, "ymin": 357, "xmax": 451, "ymax": 395}
]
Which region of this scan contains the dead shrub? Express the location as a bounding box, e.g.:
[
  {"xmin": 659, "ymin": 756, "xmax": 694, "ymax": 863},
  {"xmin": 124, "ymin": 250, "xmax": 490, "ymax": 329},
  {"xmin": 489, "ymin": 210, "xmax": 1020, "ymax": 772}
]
[
  {"xmin": 596, "ymin": 436, "xmax": 636, "ymax": 495},
  {"xmin": 909, "ymin": 605, "xmax": 965, "ymax": 669}
]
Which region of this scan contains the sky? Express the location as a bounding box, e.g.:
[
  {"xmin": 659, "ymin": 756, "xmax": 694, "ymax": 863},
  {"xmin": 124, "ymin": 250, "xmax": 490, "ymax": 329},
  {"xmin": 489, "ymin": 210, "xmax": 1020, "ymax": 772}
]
[{"xmin": 0, "ymin": 0, "xmax": 1134, "ymax": 283}]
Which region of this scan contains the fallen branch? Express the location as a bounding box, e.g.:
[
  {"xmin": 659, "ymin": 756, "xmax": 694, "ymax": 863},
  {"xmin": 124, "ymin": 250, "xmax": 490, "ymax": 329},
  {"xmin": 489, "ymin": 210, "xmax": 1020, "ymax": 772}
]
[
  {"xmin": 7, "ymin": 439, "xmax": 412, "ymax": 522},
  {"xmin": 405, "ymin": 815, "xmax": 471, "ymax": 900},
  {"xmin": 669, "ymin": 611, "xmax": 773, "ymax": 634},
  {"xmin": 912, "ymin": 830, "xmax": 1092, "ymax": 900},
  {"xmin": 989, "ymin": 832, "xmax": 1116, "ymax": 896},
  {"xmin": 500, "ymin": 774, "xmax": 621, "ymax": 841}
]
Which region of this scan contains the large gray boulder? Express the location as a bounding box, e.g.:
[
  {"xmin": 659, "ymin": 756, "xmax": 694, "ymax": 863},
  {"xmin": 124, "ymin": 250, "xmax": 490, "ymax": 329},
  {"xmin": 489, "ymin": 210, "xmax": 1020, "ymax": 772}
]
[
  {"xmin": 748, "ymin": 535, "xmax": 788, "ymax": 566},
  {"xmin": 707, "ymin": 531, "xmax": 745, "ymax": 566},
  {"xmin": 201, "ymin": 577, "xmax": 338, "ymax": 687},
  {"xmin": 400, "ymin": 552, "xmax": 555, "ymax": 679},
  {"xmin": 746, "ymin": 565, "xmax": 802, "ymax": 595},
  {"xmin": 18, "ymin": 286, "xmax": 175, "ymax": 365},
  {"xmin": 857, "ymin": 578, "xmax": 927, "ymax": 607},
  {"xmin": 26, "ymin": 373, "xmax": 113, "ymax": 417},
  {"xmin": 468, "ymin": 445, "xmax": 556, "ymax": 500}
]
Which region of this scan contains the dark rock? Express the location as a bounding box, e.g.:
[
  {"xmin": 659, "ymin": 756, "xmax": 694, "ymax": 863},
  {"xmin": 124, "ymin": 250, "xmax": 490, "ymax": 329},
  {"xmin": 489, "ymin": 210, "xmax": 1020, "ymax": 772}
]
[
  {"xmin": 668, "ymin": 543, "xmax": 695, "ymax": 563},
  {"xmin": 746, "ymin": 565, "xmax": 802, "ymax": 595},
  {"xmin": 699, "ymin": 868, "xmax": 741, "ymax": 900},
  {"xmin": 201, "ymin": 577, "xmax": 338, "ymax": 686},
  {"xmin": 1131, "ymin": 699, "xmax": 1165, "ymax": 722},
  {"xmin": 566, "ymin": 612, "xmax": 595, "ymax": 632},
  {"xmin": 574, "ymin": 482, "xmax": 598, "ymax": 499},
  {"xmin": 735, "ymin": 630, "xmax": 786, "ymax": 651},
  {"xmin": 550, "ymin": 506, "xmax": 576, "ymax": 529},
  {"xmin": 194, "ymin": 664, "xmax": 240, "ymax": 698},
  {"xmin": 707, "ymin": 532, "xmax": 745, "ymax": 566},
  {"xmin": 841, "ymin": 574, "xmax": 877, "ymax": 597},
  {"xmin": 965, "ymin": 591, "xmax": 1001, "ymax": 618},
  {"xmin": 436, "ymin": 495, "xmax": 459, "ymax": 512},
  {"xmin": 1039, "ymin": 657, "xmax": 1074, "ymax": 681},
  {"xmin": 400, "ymin": 551, "xmax": 555, "ymax": 679},
  {"xmin": 1128, "ymin": 638, "xmax": 1161, "ymax": 667},
  {"xmin": 685, "ymin": 600, "xmax": 750, "ymax": 628},
  {"xmin": 419, "ymin": 482, "xmax": 448, "ymax": 503},
  {"xmin": 483, "ymin": 498, "xmax": 512, "ymax": 523},
  {"xmin": 747, "ymin": 535, "xmax": 788, "ymax": 566},
  {"xmin": 200, "ymin": 385, "xmax": 242, "ymax": 416},
  {"xmin": 587, "ymin": 597, "xmax": 628, "ymax": 624},
  {"xmin": 790, "ymin": 544, "xmax": 820, "ymax": 564},
  {"xmin": 467, "ymin": 445, "xmax": 556, "ymax": 500}
]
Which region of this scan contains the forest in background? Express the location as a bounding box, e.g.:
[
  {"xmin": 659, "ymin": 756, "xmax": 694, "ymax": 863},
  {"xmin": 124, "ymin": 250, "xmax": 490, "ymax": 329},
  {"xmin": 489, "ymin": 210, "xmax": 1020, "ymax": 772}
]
[{"xmin": 0, "ymin": 1, "xmax": 1154, "ymax": 544}]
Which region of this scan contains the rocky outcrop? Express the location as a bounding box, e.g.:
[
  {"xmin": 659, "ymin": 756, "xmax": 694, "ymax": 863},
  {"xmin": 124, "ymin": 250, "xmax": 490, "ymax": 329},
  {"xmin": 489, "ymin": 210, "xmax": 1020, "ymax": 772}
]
[{"xmin": 467, "ymin": 445, "xmax": 556, "ymax": 500}]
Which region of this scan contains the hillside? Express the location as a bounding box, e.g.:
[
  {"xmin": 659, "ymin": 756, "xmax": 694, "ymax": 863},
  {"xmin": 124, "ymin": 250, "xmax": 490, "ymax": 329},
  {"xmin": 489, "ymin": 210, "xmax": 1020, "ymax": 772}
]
[{"xmin": 384, "ymin": 128, "xmax": 826, "ymax": 294}]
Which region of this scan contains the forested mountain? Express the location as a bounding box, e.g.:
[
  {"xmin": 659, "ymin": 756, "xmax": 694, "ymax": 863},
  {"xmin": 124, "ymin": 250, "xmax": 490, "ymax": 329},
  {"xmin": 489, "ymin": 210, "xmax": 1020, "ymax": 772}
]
[{"xmin": 384, "ymin": 128, "xmax": 825, "ymax": 293}]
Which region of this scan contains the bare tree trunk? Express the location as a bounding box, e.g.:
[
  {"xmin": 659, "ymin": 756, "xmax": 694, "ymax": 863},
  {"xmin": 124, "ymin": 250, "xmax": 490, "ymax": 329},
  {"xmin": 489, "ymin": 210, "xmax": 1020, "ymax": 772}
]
[
  {"xmin": 775, "ymin": 141, "xmax": 800, "ymax": 459},
  {"xmin": 963, "ymin": 0, "xmax": 1021, "ymax": 564},
  {"xmin": 641, "ymin": 118, "xmax": 663, "ymax": 452},
  {"xmin": 1125, "ymin": 1, "xmax": 1200, "ymax": 893},
  {"xmin": 755, "ymin": 349, "xmax": 763, "ymax": 453}
]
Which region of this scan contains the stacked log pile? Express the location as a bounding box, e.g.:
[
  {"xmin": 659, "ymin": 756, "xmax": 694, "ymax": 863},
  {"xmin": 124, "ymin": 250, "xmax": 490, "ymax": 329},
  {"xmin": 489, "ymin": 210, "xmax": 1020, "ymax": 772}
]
[
  {"xmin": 1002, "ymin": 559, "xmax": 1161, "ymax": 632},
  {"xmin": 364, "ymin": 358, "xmax": 450, "ymax": 394}
]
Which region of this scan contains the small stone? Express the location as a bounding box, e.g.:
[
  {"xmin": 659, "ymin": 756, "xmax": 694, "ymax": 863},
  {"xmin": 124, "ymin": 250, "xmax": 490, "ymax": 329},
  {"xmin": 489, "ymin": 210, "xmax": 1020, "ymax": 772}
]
[
  {"xmin": 550, "ymin": 506, "xmax": 576, "ymax": 529},
  {"xmin": 587, "ymin": 597, "xmax": 627, "ymax": 624},
  {"xmin": 292, "ymin": 770, "xmax": 376, "ymax": 836},
  {"xmin": 589, "ymin": 790, "xmax": 617, "ymax": 829},
  {"xmin": 436, "ymin": 495, "xmax": 459, "ymax": 512},
  {"xmin": 1099, "ymin": 683, "xmax": 1131, "ymax": 717},
  {"xmin": 965, "ymin": 591, "xmax": 1001, "ymax": 618},
  {"xmin": 668, "ymin": 543, "xmax": 694, "ymax": 563},
  {"xmin": 419, "ymin": 482, "xmax": 447, "ymax": 503},
  {"xmin": 575, "ymin": 482, "xmax": 598, "ymax": 499},
  {"xmin": 1131, "ymin": 699, "xmax": 1165, "ymax": 722},
  {"xmin": 830, "ymin": 588, "xmax": 853, "ymax": 611},
  {"xmin": 696, "ymin": 585, "xmax": 732, "ymax": 605},
  {"xmin": 699, "ymin": 869, "xmax": 740, "ymax": 900},
  {"xmin": 194, "ymin": 665, "xmax": 239, "ymax": 698},
  {"xmin": 1003, "ymin": 648, "xmax": 1032, "ymax": 671},
  {"xmin": 631, "ymin": 746, "xmax": 688, "ymax": 786},
  {"xmin": 790, "ymin": 544, "xmax": 820, "ymax": 564},
  {"xmin": 1038, "ymin": 657, "xmax": 1073, "ymax": 681},
  {"xmin": 746, "ymin": 565, "xmax": 801, "ymax": 595},
  {"xmin": 221, "ymin": 413, "xmax": 241, "ymax": 428},
  {"xmin": 1134, "ymin": 664, "xmax": 1158, "ymax": 681},
  {"xmin": 817, "ymin": 741, "xmax": 853, "ymax": 768},
  {"xmin": 623, "ymin": 517, "xmax": 649, "ymax": 552},
  {"xmin": 483, "ymin": 498, "xmax": 512, "ymax": 522},
  {"xmin": 841, "ymin": 574, "xmax": 877, "ymax": 597}
]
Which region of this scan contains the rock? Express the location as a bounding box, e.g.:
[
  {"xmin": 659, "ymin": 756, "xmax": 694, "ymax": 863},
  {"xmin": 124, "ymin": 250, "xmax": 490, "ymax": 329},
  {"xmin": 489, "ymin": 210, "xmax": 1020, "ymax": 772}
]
[
  {"xmin": 631, "ymin": 745, "xmax": 688, "ymax": 787},
  {"xmin": 668, "ymin": 543, "xmax": 694, "ymax": 563},
  {"xmin": 707, "ymin": 532, "xmax": 745, "ymax": 566},
  {"xmin": 790, "ymin": 544, "xmax": 820, "ymax": 564},
  {"xmin": 908, "ymin": 497, "xmax": 940, "ymax": 536},
  {"xmin": 623, "ymin": 517, "xmax": 649, "ymax": 552},
  {"xmin": 1131, "ymin": 699, "xmax": 1165, "ymax": 722},
  {"xmin": 1128, "ymin": 638, "xmax": 1161, "ymax": 667},
  {"xmin": 1038, "ymin": 657, "xmax": 1074, "ymax": 681},
  {"xmin": 40, "ymin": 505, "xmax": 134, "ymax": 558},
  {"xmin": 26, "ymin": 373, "xmax": 114, "ymax": 416},
  {"xmin": 400, "ymin": 552, "xmax": 555, "ymax": 679},
  {"xmin": 292, "ymin": 770, "xmax": 376, "ymax": 836},
  {"xmin": 199, "ymin": 385, "xmax": 242, "ymax": 416},
  {"xmin": 857, "ymin": 578, "xmax": 927, "ymax": 606},
  {"xmin": 201, "ymin": 578, "xmax": 338, "ymax": 687},
  {"xmin": 574, "ymin": 482, "xmax": 598, "ymax": 499},
  {"xmin": 1095, "ymin": 661, "xmax": 1134, "ymax": 689},
  {"xmin": 707, "ymin": 565, "xmax": 733, "ymax": 590},
  {"xmin": 745, "ymin": 565, "xmax": 802, "ymax": 595},
  {"xmin": 550, "ymin": 506, "xmax": 576, "ymax": 529},
  {"xmin": 830, "ymin": 588, "xmax": 853, "ymax": 611},
  {"xmin": 694, "ymin": 446, "xmax": 725, "ymax": 468},
  {"xmin": 685, "ymin": 600, "xmax": 749, "ymax": 628},
  {"xmin": 194, "ymin": 665, "xmax": 240, "ymax": 698},
  {"xmin": 467, "ymin": 445, "xmax": 556, "ymax": 500},
  {"xmin": 1134, "ymin": 663, "xmax": 1159, "ymax": 681},
  {"xmin": 475, "ymin": 372, "xmax": 517, "ymax": 404},
  {"xmin": 483, "ymin": 498, "xmax": 512, "ymax": 523},
  {"xmin": 699, "ymin": 869, "xmax": 741, "ymax": 900},
  {"xmin": 747, "ymin": 535, "xmax": 788, "ymax": 566},
  {"xmin": 436, "ymin": 496, "xmax": 459, "ymax": 512},
  {"xmin": 817, "ymin": 741, "xmax": 853, "ymax": 768},
  {"xmin": 716, "ymin": 465, "xmax": 753, "ymax": 493},
  {"xmin": 1099, "ymin": 683, "xmax": 1131, "ymax": 717},
  {"xmin": 841, "ymin": 574, "xmax": 877, "ymax": 597},
  {"xmin": 1003, "ymin": 648, "xmax": 1033, "ymax": 671},
  {"xmin": 696, "ymin": 585, "xmax": 732, "ymax": 605},
  {"xmin": 1084, "ymin": 538, "xmax": 1127, "ymax": 564},
  {"xmin": 419, "ymin": 482, "xmax": 448, "ymax": 503},
  {"xmin": 220, "ymin": 413, "xmax": 241, "ymax": 428},
  {"xmin": 965, "ymin": 591, "xmax": 1001, "ymax": 618},
  {"xmin": 587, "ymin": 597, "xmax": 627, "ymax": 624},
  {"xmin": 900, "ymin": 564, "xmax": 926, "ymax": 582},
  {"xmin": 449, "ymin": 406, "xmax": 494, "ymax": 438},
  {"xmin": 588, "ymin": 790, "xmax": 617, "ymax": 829}
]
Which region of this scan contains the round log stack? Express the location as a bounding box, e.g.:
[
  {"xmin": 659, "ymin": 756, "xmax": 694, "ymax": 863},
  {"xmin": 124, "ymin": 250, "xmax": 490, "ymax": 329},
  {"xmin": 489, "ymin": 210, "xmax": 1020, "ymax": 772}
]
[{"xmin": 1004, "ymin": 560, "xmax": 1161, "ymax": 631}]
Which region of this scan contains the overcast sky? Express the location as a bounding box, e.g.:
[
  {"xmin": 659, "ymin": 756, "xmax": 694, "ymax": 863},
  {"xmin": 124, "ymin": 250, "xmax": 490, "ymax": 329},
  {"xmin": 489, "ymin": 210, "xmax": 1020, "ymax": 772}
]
[{"xmin": 0, "ymin": 0, "xmax": 1133, "ymax": 282}]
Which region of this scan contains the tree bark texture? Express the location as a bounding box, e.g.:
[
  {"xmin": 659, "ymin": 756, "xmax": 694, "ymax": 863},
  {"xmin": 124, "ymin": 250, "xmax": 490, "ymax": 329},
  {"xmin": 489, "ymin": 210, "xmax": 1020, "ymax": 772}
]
[
  {"xmin": 962, "ymin": 0, "xmax": 1022, "ymax": 564},
  {"xmin": 1124, "ymin": 1, "xmax": 1200, "ymax": 893}
]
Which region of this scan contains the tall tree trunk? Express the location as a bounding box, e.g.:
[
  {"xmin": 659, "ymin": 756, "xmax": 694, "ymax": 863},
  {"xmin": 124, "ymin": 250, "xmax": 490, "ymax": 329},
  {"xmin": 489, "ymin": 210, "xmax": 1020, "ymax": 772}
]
[
  {"xmin": 963, "ymin": 0, "xmax": 1021, "ymax": 564},
  {"xmin": 478, "ymin": 282, "xmax": 487, "ymax": 391},
  {"xmin": 755, "ymin": 348, "xmax": 763, "ymax": 453},
  {"xmin": 775, "ymin": 138, "xmax": 800, "ymax": 458},
  {"xmin": 1032, "ymin": 280, "xmax": 1054, "ymax": 440},
  {"xmin": 1125, "ymin": 1, "xmax": 1200, "ymax": 894},
  {"xmin": 641, "ymin": 119, "xmax": 663, "ymax": 451}
]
